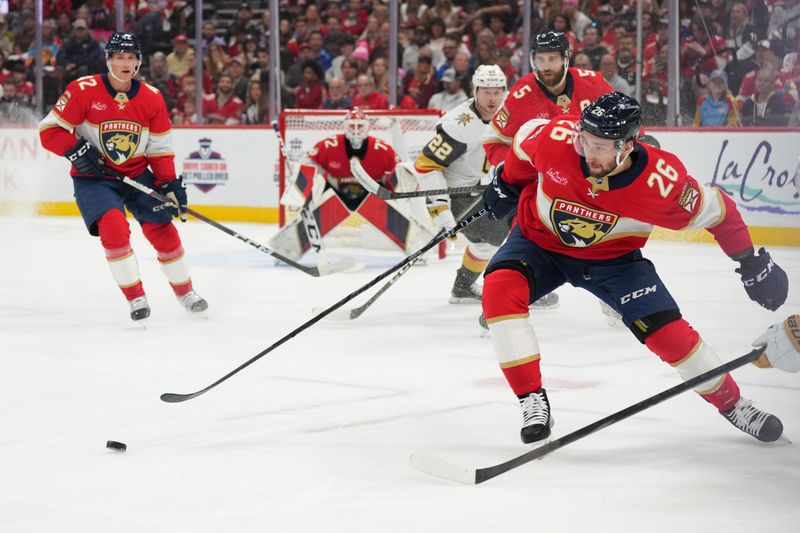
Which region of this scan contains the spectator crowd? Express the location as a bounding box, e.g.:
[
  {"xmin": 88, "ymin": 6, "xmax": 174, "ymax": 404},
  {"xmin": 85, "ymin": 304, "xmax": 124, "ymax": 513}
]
[{"xmin": 1, "ymin": 0, "xmax": 799, "ymax": 127}]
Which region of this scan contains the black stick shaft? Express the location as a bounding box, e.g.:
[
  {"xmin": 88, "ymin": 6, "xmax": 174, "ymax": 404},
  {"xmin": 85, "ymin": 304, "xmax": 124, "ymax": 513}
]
[
  {"xmin": 474, "ymin": 349, "xmax": 762, "ymax": 483},
  {"xmin": 160, "ymin": 209, "xmax": 489, "ymax": 403}
]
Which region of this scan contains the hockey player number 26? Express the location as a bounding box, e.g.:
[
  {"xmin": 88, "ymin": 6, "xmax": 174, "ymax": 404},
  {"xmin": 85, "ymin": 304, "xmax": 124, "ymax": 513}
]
[
  {"xmin": 647, "ymin": 159, "xmax": 679, "ymax": 198},
  {"xmin": 427, "ymin": 134, "xmax": 453, "ymax": 161}
]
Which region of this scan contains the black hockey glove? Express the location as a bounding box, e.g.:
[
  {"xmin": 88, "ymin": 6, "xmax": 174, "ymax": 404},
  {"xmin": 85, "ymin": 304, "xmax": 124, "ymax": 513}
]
[
  {"xmin": 158, "ymin": 176, "xmax": 188, "ymax": 222},
  {"xmin": 483, "ymin": 163, "xmax": 521, "ymax": 220},
  {"xmin": 64, "ymin": 138, "xmax": 105, "ymax": 176},
  {"xmin": 735, "ymin": 247, "xmax": 788, "ymax": 311}
]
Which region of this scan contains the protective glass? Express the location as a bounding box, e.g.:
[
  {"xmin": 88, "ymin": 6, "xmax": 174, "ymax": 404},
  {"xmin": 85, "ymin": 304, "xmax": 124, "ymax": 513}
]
[{"xmin": 572, "ymin": 125, "xmax": 619, "ymax": 159}]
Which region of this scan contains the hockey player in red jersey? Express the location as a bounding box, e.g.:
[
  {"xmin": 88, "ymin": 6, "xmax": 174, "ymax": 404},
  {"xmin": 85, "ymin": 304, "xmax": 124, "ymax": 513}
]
[
  {"xmin": 481, "ymin": 92, "xmax": 789, "ymax": 444},
  {"xmin": 482, "ymin": 31, "xmax": 613, "ymax": 168},
  {"xmin": 39, "ymin": 32, "xmax": 207, "ymax": 321},
  {"xmin": 272, "ymin": 108, "xmax": 431, "ymax": 258}
]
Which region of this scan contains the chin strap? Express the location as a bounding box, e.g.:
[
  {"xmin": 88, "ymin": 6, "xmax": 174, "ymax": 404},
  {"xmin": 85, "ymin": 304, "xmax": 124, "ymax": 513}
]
[{"xmin": 105, "ymin": 59, "xmax": 141, "ymax": 84}]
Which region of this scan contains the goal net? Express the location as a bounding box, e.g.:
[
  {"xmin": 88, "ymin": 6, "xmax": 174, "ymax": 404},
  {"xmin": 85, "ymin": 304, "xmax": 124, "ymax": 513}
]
[{"xmin": 278, "ymin": 109, "xmax": 443, "ymax": 252}]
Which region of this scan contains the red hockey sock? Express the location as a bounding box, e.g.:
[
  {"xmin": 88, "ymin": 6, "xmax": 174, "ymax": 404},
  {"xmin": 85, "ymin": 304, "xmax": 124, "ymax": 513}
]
[
  {"xmin": 645, "ymin": 319, "xmax": 740, "ymax": 411},
  {"xmin": 484, "ymin": 269, "xmax": 542, "ymax": 396},
  {"xmin": 97, "ymin": 210, "xmax": 144, "ymax": 300},
  {"xmin": 142, "ymin": 222, "xmax": 193, "ymax": 296}
]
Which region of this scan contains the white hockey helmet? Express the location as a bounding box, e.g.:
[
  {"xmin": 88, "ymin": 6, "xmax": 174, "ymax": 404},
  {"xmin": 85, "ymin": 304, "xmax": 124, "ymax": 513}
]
[
  {"xmin": 471, "ymin": 64, "xmax": 507, "ymax": 95},
  {"xmin": 344, "ymin": 107, "xmax": 370, "ymax": 150}
]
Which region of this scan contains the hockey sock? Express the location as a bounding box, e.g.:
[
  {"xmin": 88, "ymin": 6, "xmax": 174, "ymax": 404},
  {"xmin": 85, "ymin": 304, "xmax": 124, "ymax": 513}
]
[
  {"xmin": 484, "ymin": 269, "xmax": 542, "ymax": 395},
  {"xmin": 97, "ymin": 209, "xmax": 144, "ymax": 300},
  {"xmin": 645, "ymin": 319, "xmax": 740, "ymax": 411},
  {"xmin": 141, "ymin": 222, "xmax": 193, "ymax": 297}
]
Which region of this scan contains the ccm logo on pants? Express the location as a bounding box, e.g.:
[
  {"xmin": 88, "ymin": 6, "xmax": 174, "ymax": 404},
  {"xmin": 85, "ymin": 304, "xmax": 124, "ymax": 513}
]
[{"xmin": 620, "ymin": 285, "xmax": 657, "ymax": 305}]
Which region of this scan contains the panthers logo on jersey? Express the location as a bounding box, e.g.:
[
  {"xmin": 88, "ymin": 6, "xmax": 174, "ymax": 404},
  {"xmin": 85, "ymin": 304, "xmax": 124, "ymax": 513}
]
[
  {"xmin": 99, "ymin": 120, "xmax": 142, "ymax": 165},
  {"xmin": 550, "ymin": 199, "xmax": 618, "ymax": 247}
]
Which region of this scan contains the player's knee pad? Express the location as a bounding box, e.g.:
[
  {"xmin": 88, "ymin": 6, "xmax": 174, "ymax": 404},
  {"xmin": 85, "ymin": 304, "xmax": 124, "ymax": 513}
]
[
  {"xmin": 97, "ymin": 209, "xmax": 131, "ymax": 254},
  {"xmin": 628, "ymin": 309, "xmax": 682, "ymax": 344},
  {"xmin": 645, "ymin": 318, "xmax": 728, "ymax": 394},
  {"xmin": 483, "ymin": 268, "xmax": 530, "ymax": 320},
  {"xmin": 141, "ymin": 221, "xmax": 181, "ymax": 254},
  {"xmin": 484, "ymin": 260, "xmax": 536, "ymax": 304}
]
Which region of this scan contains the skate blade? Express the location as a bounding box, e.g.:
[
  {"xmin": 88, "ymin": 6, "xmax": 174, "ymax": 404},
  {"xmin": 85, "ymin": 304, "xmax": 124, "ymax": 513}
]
[
  {"xmin": 448, "ymin": 296, "xmax": 482, "ymax": 304},
  {"xmin": 776, "ymin": 435, "xmax": 793, "ymax": 445}
]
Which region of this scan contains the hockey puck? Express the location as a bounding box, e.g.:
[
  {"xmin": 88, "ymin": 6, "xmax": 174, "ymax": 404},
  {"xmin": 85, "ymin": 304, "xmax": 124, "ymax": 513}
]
[{"xmin": 106, "ymin": 440, "xmax": 127, "ymax": 452}]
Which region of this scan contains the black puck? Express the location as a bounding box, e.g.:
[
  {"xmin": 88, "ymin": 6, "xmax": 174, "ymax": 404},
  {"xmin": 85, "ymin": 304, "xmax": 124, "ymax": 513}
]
[{"xmin": 106, "ymin": 440, "xmax": 127, "ymax": 452}]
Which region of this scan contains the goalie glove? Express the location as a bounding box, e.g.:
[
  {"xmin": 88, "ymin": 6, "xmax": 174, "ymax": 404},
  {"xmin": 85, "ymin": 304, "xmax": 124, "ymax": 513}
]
[
  {"xmin": 735, "ymin": 247, "xmax": 788, "ymax": 311},
  {"xmin": 280, "ymin": 163, "xmax": 325, "ymax": 210},
  {"xmin": 752, "ymin": 315, "xmax": 800, "ymax": 373},
  {"xmin": 426, "ymin": 197, "xmax": 457, "ymax": 240}
]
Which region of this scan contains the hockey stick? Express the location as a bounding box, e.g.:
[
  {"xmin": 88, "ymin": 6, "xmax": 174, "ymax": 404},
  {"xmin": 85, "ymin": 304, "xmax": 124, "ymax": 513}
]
[
  {"xmin": 351, "ymin": 158, "xmax": 485, "ymax": 200},
  {"xmin": 271, "ymin": 120, "xmax": 344, "ymax": 270},
  {"xmin": 312, "ymin": 196, "xmax": 484, "ymax": 320},
  {"xmin": 410, "ymin": 348, "xmax": 763, "ymax": 484},
  {"xmin": 104, "ymin": 168, "xmax": 353, "ymax": 277},
  {"xmin": 159, "ymin": 207, "xmax": 489, "ymax": 403}
]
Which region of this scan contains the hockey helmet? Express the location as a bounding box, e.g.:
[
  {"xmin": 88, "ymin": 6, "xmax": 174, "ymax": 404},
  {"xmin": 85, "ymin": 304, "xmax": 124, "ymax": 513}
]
[
  {"xmin": 344, "ymin": 107, "xmax": 370, "ymax": 150},
  {"xmin": 106, "ymin": 32, "xmax": 142, "ymax": 59},
  {"xmin": 529, "ymin": 31, "xmax": 570, "ymax": 85},
  {"xmin": 471, "ymin": 64, "xmax": 507, "ymax": 92},
  {"xmin": 579, "ymin": 92, "xmax": 642, "ymax": 143},
  {"xmin": 574, "ymin": 92, "xmax": 642, "ymax": 166}
]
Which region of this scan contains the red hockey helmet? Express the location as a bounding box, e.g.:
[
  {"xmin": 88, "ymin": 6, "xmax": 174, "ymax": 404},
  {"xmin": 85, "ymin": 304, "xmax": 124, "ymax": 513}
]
[{"xmin": 344, "ymin": 107, "xmax": 370, "ymax": 149}]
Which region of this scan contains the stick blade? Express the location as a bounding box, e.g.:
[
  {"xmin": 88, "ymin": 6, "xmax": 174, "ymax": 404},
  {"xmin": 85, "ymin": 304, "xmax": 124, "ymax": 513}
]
[
  {"xmin": 315, "ymin": 257, "xmax": 360, "ymax": 276},
  {"xmin": 312, "ymin": 306, "xmax": 358, "ymax": 320},
  {"xmin": 409, "ymin": 450, "xmax": 477, "ymax": 485},
  {"xmin": 160, "ymin": 391, "xmax": 199, "ymax": 403}
]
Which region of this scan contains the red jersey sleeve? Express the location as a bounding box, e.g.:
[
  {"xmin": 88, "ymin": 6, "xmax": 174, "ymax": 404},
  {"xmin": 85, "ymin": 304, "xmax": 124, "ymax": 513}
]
[
  {"xmin": 483, "ymin": 75, "xmax": 535, "ymax": 167},
  {"xmin": 38, "ymin": 78, "xmax": 87, "ymax": 156},
  {"xmin": 633, "ymin": 147, "xmax": 753, "ymax": 257}
]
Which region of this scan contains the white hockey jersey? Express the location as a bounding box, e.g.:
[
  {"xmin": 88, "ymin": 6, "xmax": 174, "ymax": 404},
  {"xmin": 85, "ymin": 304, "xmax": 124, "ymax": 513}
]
[{"xmin": 413, "ymin": 98, "xmax": 492, "ymax": 191}]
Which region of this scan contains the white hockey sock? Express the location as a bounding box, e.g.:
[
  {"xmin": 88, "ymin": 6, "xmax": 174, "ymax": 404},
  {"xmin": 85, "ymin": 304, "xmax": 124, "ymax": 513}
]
[
  {"xmin": 157, "ymin": 246, "xmax": 192, "ymax": 290},
  {"xmin": 671, "ymin": 340, "xmax": 727, "ymax": 394},
  {"xmin": 105, "ymin": 245, "xmax": 141, "ymax": 291}
]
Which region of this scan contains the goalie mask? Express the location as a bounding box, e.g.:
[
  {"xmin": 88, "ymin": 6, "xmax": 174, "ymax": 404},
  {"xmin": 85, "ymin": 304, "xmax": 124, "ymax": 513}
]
[{"xmin": 344, "ymin": 108, "xmax": 370, "ymax": 150}]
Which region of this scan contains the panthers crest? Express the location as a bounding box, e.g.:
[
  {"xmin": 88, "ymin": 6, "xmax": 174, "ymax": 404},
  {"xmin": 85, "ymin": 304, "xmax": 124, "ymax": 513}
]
[
  {"xmin": 100, "ymin": 120, "xmax": 142, "ymax": 165},
  {"xmin": 550, "ymin": 199, "xmax": 618, "ymax": 247}
]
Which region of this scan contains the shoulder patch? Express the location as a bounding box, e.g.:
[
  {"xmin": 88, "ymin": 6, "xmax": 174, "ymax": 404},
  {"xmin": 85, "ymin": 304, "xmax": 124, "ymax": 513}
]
[
  {"xmin": 456, "ymin": 112, "xmax": 473, "ymax": 126},
  {"xmin": 494, "ymin": 106, "xmax": 510, "ymax": 130},
  {"xmin": 55, "ymin": 90, "xmax": 71, "ymax": 113},
  {"xmin": 677, "ymin": 182, "xmax": 699, "ymax": 213}
]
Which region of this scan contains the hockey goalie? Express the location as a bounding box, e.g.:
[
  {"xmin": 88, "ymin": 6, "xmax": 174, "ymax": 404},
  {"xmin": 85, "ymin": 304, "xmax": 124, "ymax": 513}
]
[{"xmin": 271, "ymin": 108, "xmax": 433, "ymax": 260}]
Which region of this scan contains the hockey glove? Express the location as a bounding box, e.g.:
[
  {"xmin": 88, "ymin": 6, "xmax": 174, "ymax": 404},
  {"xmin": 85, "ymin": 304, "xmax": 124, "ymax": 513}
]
[
  {"xmin": 751, "ymin": 315, "xmax": 800, "ymax": 373},
  {"xmin": 65, "ymin": 138, "xmax": 105, "ymax": 176},
  {"xmin": 426, "ymin": 199, "xmax": 457, "ymax": 240},
  {"xmin": 158, "ymin": 176, "xmax": 188, "ymax": 222},
  {"xmin": 483, "ymin": 163, "xmax": 520, "ymax": 220},
  {"xmin": 735, "ymin": 247, "xmax": 788, "ymax": 311}
]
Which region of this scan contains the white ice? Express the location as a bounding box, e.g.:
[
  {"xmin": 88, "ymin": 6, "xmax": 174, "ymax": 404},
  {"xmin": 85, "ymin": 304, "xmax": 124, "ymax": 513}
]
[{"xmin": 1, "ymin": 216, "xmax": 798, "ymax": 533}]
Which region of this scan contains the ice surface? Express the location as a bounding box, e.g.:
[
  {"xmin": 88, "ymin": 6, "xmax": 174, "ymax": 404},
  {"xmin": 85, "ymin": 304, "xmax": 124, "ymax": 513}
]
[{"xmin": 1, "ymin": 217, "xmax": 798, "ymax": 532}]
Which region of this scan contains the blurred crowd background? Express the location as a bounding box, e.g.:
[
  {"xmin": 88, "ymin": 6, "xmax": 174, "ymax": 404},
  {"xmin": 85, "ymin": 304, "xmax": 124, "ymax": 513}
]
[{"xmin": 0, "ymin": 0, "xmax": 799, "ymax": 127}]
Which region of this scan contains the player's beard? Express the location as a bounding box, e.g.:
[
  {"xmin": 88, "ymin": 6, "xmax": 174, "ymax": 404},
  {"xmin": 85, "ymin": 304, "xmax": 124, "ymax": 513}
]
[
  {"xmin": 585, "ymin": 158, "xmax": 616, "ymax": 178},
  {"xmin": 537, "ymin": 66, "xmax": 565, "ymax": 88}
]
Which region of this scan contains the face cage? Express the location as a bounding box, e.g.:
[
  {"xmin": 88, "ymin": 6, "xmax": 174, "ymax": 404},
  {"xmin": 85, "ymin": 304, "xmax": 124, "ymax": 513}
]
[{"xmin": 345, "ymin": 119, "xmax": 370, "ymax": 149}]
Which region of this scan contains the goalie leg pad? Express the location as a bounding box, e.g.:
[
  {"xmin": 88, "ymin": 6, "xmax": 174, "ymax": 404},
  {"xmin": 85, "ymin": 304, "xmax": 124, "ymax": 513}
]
[
  {"xmin": 357, "ymin": 194, "xmax": 412, "ymax": 249},
  {"xmin": 645, "ymin": 318, "xmax": 740, "ymax": 410},
  {"xmin": 270, "ymin": 189, "xmax": 352, "ymax": 260},
  {"xmin": 484, "ymin": 268, "xmax": 542, "ymax": 395},
  {"xmin": 97, "ymin": 210, "xmax": 144, "ymax": 300}
]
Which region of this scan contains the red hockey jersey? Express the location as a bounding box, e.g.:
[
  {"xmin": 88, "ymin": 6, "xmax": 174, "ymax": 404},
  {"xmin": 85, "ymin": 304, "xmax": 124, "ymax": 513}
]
[
  {"xmin": 501, "ymin": 116, "xmax": 753, "ymax": 260},
  {"xmin": 39, "ymin": 74, "xmax": 177, "ymax": 185},
  {"xmin": 484, "ymin": 68, "xmax": 613, "ymax": 167},
  {"xmin": 308, "ymin": 134, "xmax": 399, "ymax": 188}
]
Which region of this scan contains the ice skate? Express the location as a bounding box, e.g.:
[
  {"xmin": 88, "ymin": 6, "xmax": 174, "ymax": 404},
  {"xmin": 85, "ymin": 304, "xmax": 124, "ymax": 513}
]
[
  {"xmin": 128, "ymin": 295, "xmax": 150, "ymax": 322},
  {"xmin": 720, "ymin": 397, "xmax": 783, "ymax": 443},
  {"xmin": 519, "ymin": 388, "xmax": 554, "ymax": 444},
  {"xmin": 530, "ymin": 292, "xmax": 559, "ymax": 310},
  {"xmin": 178, "ymin": 290, "xmax": 208, "ymax": 314},
  {"xmin": 449, "ymin": 267, "xmax": 482, "ymax": 304}
]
